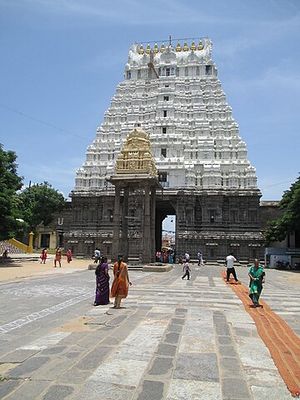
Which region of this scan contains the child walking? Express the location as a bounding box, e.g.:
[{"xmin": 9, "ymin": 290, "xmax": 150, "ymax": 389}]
[{"xmin": 182, "ymin": 259, "xmax": 191, "ymax": 280}]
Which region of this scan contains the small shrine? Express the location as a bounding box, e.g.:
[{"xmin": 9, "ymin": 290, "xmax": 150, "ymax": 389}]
[
  {"xmin": 108, "ymin": 127, "xmax": 160, "ymax": 263},
  {"xmin": 114, "ymin": 128, "xmax": 158, "ymax": 177}
]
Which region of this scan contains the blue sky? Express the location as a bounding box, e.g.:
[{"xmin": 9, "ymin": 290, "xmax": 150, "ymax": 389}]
[{"xmin": 0, "ymin": 0, "xmax": 299, "ymax": 201}]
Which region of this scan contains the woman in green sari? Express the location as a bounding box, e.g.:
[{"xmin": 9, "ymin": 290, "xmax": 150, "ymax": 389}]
[{"xmin": 248, "ymin": 259, "xmax": 265, "ymax": 307}]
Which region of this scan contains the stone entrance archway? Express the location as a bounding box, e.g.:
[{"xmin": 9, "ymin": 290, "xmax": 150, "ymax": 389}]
[
  {"xmin": 155, "ymin": 197, "xmax": 176, "ymax": 254},
  {"xmin": 108, "ymin": 179, "xmax": 159, "ymax": 263},
  {"xmin": 107, "ymin": 127, "xmax": 160, "ymax": 263}
]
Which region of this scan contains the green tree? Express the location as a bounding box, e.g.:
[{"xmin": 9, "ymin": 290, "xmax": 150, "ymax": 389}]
[
  {"xmin": 265, "ymin": 176, "xmax": 300, "ymax": 245},
  {"xmin": 18, "ymin": 182, "xmax": 66, "ymax": 232},
  {"xmin": 0, "ymin": 144, "xmax": 23, "ymax": 240}
]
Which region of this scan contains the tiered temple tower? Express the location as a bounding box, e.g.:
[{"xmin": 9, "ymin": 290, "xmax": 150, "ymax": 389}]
[{"xmin": 69, "ymin": 38, "xmax": 263, "ymax": 261}]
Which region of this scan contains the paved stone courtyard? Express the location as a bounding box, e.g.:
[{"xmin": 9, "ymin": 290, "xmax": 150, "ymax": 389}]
[{"xmin": 0, "ymin": 263, "xmax": 299, "ymax": 399}]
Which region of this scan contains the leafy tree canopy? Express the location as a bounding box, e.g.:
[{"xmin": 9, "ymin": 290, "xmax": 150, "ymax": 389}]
[
  {"xmin": 265, "ymin": 175, "xmax": 300, "ymax": 245},
  {"xmin": 18, "ymin": 182, "xmax": 66, "ymax": 231},
  {"xmin": 0, "ymin": 144, "xmax": 23, "ymax": 240}
]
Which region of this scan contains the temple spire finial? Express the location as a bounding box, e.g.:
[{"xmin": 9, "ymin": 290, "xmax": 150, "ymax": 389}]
[{"xmin": 169, "ymin": 35, "xmax": 172, "ymax": 46}]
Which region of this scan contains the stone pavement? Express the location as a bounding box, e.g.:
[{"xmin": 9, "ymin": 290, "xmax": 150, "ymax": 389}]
[
  {"xmin": 0, "ymin": 264, "xmax": 299, "ymax": 399},
  {"xmin": 0, "ymin": 255, "xmax": 90, "ymax": 283}
]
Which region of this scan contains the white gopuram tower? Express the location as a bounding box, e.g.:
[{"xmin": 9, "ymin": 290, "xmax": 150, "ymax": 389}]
[{"xmin": 69, "ymin": 38, "xmax": 263, "ymax": 261}]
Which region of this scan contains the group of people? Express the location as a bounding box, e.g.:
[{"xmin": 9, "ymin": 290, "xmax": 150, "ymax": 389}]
[
  {"xmin": 180, "ymin": 251, "xmax": 265, "ymax": 307},
  {"xmin": 225, "ymin": 253, "xmax": 265, "ymax": 307},
  {"xmin": 181, "ymin": 251, "xmax": 202, "ymax": 280},
  {"xmin": 92, "ymin": 247, "xmax": 265, "ymax": 309},
  {"xmin": 39, "ymin": 247, "xmax": 73, "ymax": 267},
  {"xmin": 94, "ymin": 254, "xmax": 131, "ymax": 309},
  {"xmin": 155, "ymin": 249, "xmax": 175, "ymax": 263}
]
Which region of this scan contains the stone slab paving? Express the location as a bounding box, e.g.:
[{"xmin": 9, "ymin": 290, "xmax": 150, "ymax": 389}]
[{"xmin": 0, "ymin": 265, "xmax": 298, "ymax": 399}]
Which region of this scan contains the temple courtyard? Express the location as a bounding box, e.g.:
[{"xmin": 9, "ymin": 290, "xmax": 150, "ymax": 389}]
[{"xmin": 0, "ymin": 258, "xmax": 299, "ymax": 399}]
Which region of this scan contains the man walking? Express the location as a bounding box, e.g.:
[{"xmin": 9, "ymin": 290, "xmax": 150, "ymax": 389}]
[
  {"xmin": 225, "ymin": 253, "xmax": 239, "ymax": 283},
  {"xmin": 94, "ymin": 248, "xmax": 101, "ymax": 264},
  {"xmin": 197, "ymin": 251, "xmax": 204, "ymax": 266},
  {"xmin": 182, "ymin": 259, "xmax": 191, "ymax": 280}
]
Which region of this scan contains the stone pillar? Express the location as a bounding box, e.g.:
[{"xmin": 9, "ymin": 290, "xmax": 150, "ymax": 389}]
[
  {"xmin": 28, "ymin": 231, "xmax": 34, "ymax": 253},
  {"xmin": 112, "ymin": 185, "xmax": 121, "ymax": 261},
  {"xmin": 122, "ymin": 186, "xmax": 129, "ymax": 262},
  {"xmin": 142, "ymin": 185, "xmax": 151, "ymax": 263},
  {"xmin": 150, "ymin": 187, "xmax": 156, "ymax": 262}
]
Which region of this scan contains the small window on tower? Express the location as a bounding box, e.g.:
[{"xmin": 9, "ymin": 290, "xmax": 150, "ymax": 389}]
[
  {"xmin": 205, "ymin": 65, "xmax": 212, "ymax": 75},
  {"xmin": 126, "ymin": 71, "xmax": 131, "ymax": 79},
  {"xmin": 163, "ymin": 110, "xmax": 167, "ymax": 117},
  {"xmin": 162, "ymin": 127, "xmax": 167, "ymax": 134},
  {"xmin": 161, "ymin": 148, "xmax": 167, "ymax": 157},
  {"xmin": 166, "ymin": 67, "xmax": 170, "ymax": 76},
  {"xmin": 164, "ymin": 96, "xmax": 169, "ymax": 101},
  {"xmin": 158, "ymin": 171, "xmax": 167, "ymax": 182},
  {"xmin": 209, "ymin": 210, "xmax": 216, "ymax": 223}
]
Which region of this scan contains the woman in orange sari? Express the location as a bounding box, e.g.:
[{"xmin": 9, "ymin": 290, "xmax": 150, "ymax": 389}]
[{"xmin": 110, "ymin": 255, "xmax": 131, "ymax": 309}]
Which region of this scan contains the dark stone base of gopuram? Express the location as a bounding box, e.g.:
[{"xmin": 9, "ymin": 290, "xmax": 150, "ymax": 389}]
[{"xmin": 66, "ymin": 189, "xmax": 265, "ymax": 262}]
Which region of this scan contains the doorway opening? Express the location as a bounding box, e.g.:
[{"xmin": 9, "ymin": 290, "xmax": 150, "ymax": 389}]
[
  {"xmin": 156, "ymin": 214, "xmax": 176, "ymax": 263},
  {"xmin": 155, "ymin": 198, "xmax": 176, "ymax": 262},
  {"xmin": 162, "ymin": 215, "xmax": 176, "ymax": 249}
]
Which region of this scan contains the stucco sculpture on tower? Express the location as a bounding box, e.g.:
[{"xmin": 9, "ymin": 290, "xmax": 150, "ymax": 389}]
[{"xmin": 115, "ymin": 128, "xmax": 158, "ymax": 178}]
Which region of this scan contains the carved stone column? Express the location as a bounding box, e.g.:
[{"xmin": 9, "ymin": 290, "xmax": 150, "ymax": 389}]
[
  {"xmin": 122, "ymin": 186, "xmax": 129, "ymax": 261},
  {"xmin": 150, "ymin": 187, "xmax": 156, "ymax": 262},
  {"xmin": 112, "ymin": 185, "xmax": 121, "ymax": 261},
  {"xmin": 142, "ymin": 185, "xmax": 151, "ymax": 263}
]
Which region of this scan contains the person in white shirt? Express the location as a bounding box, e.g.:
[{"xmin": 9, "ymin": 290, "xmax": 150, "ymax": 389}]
[
  {"xmin": 94, "ymin": 248, "xmax": 101, "ymax": 264},
  {"xmin": 197, "ymin": 251, "xmax": 204, "ymax": 266},
  {"xmin": 182, "ymin": 259, "xmax": 191, "ymax": 280},
  {"xmin": 225, "ymin": 253, "xmax": 239, "ymax": 283}
]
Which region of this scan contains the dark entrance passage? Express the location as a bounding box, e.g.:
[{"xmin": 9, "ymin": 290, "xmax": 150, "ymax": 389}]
[{"xmin": 155, "ymin": 198, "xmax": 176, "ymax": 254}]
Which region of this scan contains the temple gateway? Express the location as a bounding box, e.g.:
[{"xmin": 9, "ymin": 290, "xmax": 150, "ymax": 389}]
[{"xmin": 67, "ymin": 38, "xmax": 264, "ymax": 262}]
